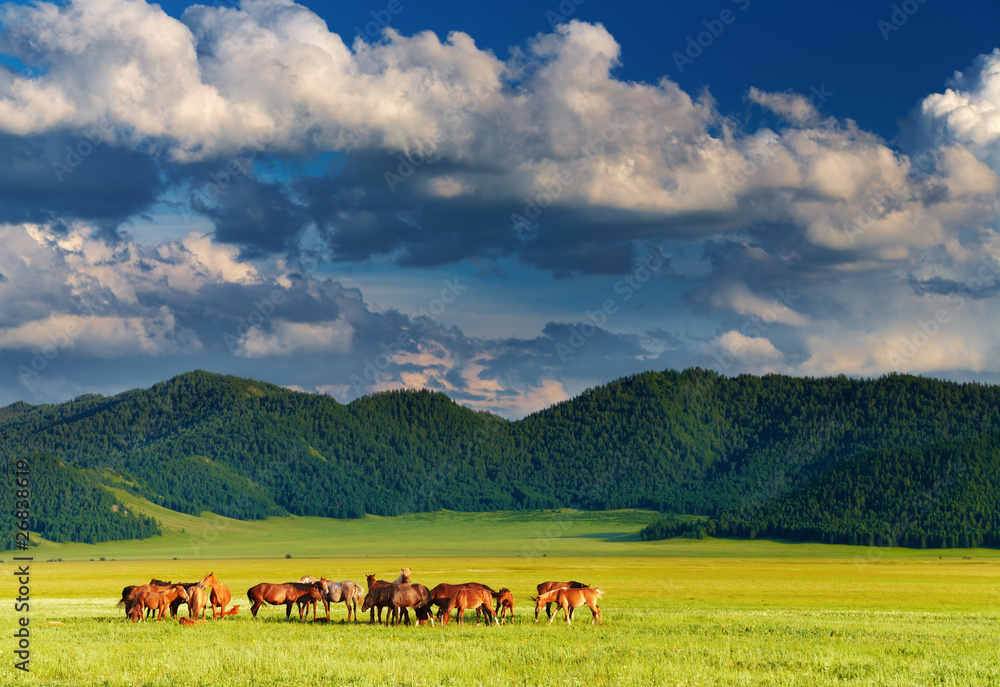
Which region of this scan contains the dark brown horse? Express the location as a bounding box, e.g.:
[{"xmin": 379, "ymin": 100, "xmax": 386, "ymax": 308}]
[
  {"xmin": 361, "ymin": 583, "xmax": 433, "ymax": 626},
  {"xmin": 442, "ymin": 589, "xmax": 497, "ymax": 626},
  {"xmin": 365, "ymin": 573, "xmax": 391, "ymax": 625},
  {"xmin": 246, "ymin": 581, "xmax": 325, "ymax": 620},
  {"xmin": 494, "ymin": 588, "xmax": 514, "ymax": 624},
  {"xmin": 533, "ymin": 587, "xmax": 603, "ymax": 626},
  {"xmin": 535, "ymin": 581, "xmax": 588, "ymax": 620},
  {"xmin": 200, "ymin": 573, "xmax": 232, "ymax": 619},
  {"xmin": 428, "ymin": 582, "xmax": 494, "ymax": 622}
]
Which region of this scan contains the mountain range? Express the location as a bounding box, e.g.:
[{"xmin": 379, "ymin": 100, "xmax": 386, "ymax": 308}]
[{"xmin": 3, "ymin": 368, "xmax": 1000, "ymax": 549}]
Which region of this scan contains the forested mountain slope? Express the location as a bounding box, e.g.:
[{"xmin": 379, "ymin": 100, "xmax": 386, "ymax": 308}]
[{"xmin": 4, "ymin": 369, "xmax": 1000, "ymax": 547}]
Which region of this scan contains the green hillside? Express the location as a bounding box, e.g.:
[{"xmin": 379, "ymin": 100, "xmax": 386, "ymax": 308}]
[
  {"xmin": 4, "ymin": 368, "xmax": 1000, "ymax": 549},
  {"xmin": 0, "ymin": 452, "xmax": 160, "ymax": 549}
]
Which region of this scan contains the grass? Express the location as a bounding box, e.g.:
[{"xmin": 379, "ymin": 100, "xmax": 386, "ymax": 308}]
[{"xmin": 5, "ymin": 500, "xmax": 1000, "ymax": 686}]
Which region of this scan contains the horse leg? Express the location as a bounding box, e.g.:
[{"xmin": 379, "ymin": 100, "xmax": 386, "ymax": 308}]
[{"xmin": 548, "ymin": 604, "xmax": 559, "ymax": 625}]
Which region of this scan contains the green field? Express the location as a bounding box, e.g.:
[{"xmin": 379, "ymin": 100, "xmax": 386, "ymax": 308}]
[{"xmin": 4, "ymin": 504, "xmax": 1000, "ymax": 686}]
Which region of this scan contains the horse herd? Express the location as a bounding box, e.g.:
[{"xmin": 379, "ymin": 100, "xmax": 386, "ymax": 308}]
[{"xmin": 116, "ymin": 568, "xmax": 603, "ymax": 627}]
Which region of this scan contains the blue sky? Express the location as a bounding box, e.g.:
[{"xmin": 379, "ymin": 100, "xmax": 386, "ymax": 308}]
[{"xmin": 1, "ymin": 0, "xmax": 999, "ymax": 417}]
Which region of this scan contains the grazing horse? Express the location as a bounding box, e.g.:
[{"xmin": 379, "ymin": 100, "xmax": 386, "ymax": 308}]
[
  {"xmin": 494, "ymin": 588, "xmax": 514, "ymax": 624},
  {"xmin": 297, "ymin": 577, "xmax": 365, "ymax": 622},
  {"xmin": 247, "ymin": 581, "xmax": 325, "ymax": 620},
  {"xmin": 199, "ymin": 573, "xmax": 233, "ymax": 620},
  {"xmin": 535, "ymin": 581, "xmax": 588, "ymax": 620},
  {"xmin": 442, "ymin": 589, "xmax": 498, "ymax": 626},
  {"xmin": 429, "ymin": 583, "xmax": 495, "ymax": 622},
  {"xmin": 362, "ymin": 583, "xmax": 433, "ymax": 626},
  {"xmin": 533, "ymin": 587, "xmax": 603, "ymax": 626},
  {"xmin": 117, "ymin": 579, "xmax": 174, "ymax": 619},
  {"xmin": 129, "ymin": 585, "xmax": 190, "ymax": 622},
  {"xmin": 365, "ymin": 573, "xmax": 391, "ymax": 625},
  {"xmin": 187, "ymin": 585, "xmax": 209, "ymax": 620},
  {"xmin": 167, "ymin": 582, "xmax": 203, "ymax": 618}
]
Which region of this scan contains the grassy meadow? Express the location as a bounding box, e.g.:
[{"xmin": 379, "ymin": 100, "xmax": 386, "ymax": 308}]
[{"xmin": 3, "ymin": 501, "xmax": 1000, "ymax": 686}]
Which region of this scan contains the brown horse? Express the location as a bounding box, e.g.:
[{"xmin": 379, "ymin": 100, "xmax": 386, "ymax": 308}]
[
  {"xmin": 361, "ymin": 583, "xmax": 433, "ymax": 626},
  {"xmin": 429, "ymin": 582, "xmax": 495, "ymax": 622},
  {"xmin": 200, "ymin": 573, "xmax": 232, "ymax": 619},
  {"xmin": 533, "ymin": 587, "xmax": 603, "ymax": 626},
  {"xmin": 297, "ymin": 576, "xmax": 365, "ymax": 622},
  {"xmin": 167, "ymin": 582, "xmax": 203, "ymax": 618},
  {"xmin": 535, "ymin": 581, "xmax": 588, "ymax": 620},
  {"xmin": 494, "ymin": 588, "xmax": 514, "ymax": 624},
  {"xmin": 129, "ymin": 585, "xmax": 190, "ymax": 622},
  {"xmin": 188, "ymin": 585, "xmax": 209, "ymax": 620},
  {"xmin": 365, "ymin": 573, "xmax": 391, "ymax": 625},
  {"xmin": 117, "ymin": 579, "xmax": 175, "ymax": 619},
  {"xmin": 247, "ymin": 581, "xmax": 325, "ymax": 620},
  {"xmin": 442, "ymin": 589, "xmax": 498, "ymax": 626}
]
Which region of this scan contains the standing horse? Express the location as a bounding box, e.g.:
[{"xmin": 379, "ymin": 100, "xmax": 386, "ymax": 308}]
[
  {"xmin": 532, "ymin": 587, "xmax": 603, "ymax": 626},
  {"xmin": 129, "ymin": 585, "xmax": 190, "ymax": 621},
  {"xmin": 494, "ymin": 588, "xmax": 514, "ymax": 624},
  {"xmin": 394, "ymin": 568, "xmax": 412, "ymax": 583},
  {"xmin": 365, "ymin": 573, "xmax": 391, "ymax": 625},
  {"xmin": 187, "ymin": 585, "xmax": 209, "ymax": 620},
  {"xmin": 297, "ymin": 576, "xmax": 365, "ymax": 622},
  {"xmin": 117, "ymin": 579, "xmax": 174, "ymax": 619},
  {"xmin": 247, "ymin": 581, "xmax": 325, "ymax": 620},
  {"xmin": 535, "ymin": 581, "xmax": 588, "ymax": 620},
  {"xmin": 442, "ymin": 589, "xmax": 498, "ymax": 626},
  {"xmin": 362, "ymin": 583, "xmax": 433, "ymax": 626},
  {"xmin": 167, "ymin": 582, "xmax": 203, "ymax": 618},
  {"xmin": 428, "ymin": 582, "xmax": 495, "ymax": 623},
  {"xmin": 199, "ymin": 573, "xmax": 233, "ymax": 620}
]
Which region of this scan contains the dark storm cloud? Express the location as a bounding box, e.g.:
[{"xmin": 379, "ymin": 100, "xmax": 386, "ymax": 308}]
[
  {"xmin": 191, "ymin": 174, "xmax": 309, "ymax": 256},
  {"xmin": 0, "ymin": 132, "xmax": 161, "ymax": 234}
]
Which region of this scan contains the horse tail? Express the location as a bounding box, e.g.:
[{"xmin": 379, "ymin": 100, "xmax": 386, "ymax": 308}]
[{"xmin": 594, "ymin": 588, "xmax": 603, "ymax": 599}]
